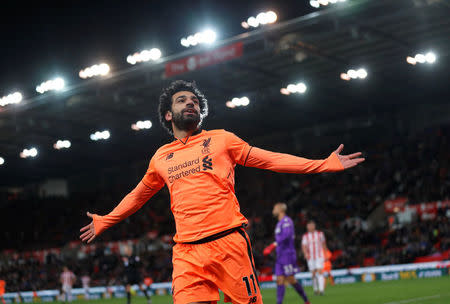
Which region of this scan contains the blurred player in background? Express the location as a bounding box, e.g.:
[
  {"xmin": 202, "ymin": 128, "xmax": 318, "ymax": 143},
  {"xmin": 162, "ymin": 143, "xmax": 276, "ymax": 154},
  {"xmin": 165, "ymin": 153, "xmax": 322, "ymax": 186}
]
[
  {"xmin": 323, "ymin": 249, "xmax": 334, "ymax": 288},
  {"xmin": 80, "ymin": 80, "xmax": 364, "ymax": 304},
  {"xmin": 264, "ymin": 202, "xmax": 310, "ymax": 304},
  {"xmin": 302, "ymin": 221, "xmax": 327, "ymax": 295},
  {"xmin": 122, "ymin": 246, "xmax": 151, "ymax": 304},
  {"xmin": 143, "ymin": 275, "xmax": 153, "ymax": 298},
  {"xmin": 0, "ymin": 279, "xmax": 6, "ymax": 304},
  {"xmin": 81, "ymin": 272, "xmax": 90, "ymax": 300},
  {"xmin": 60, "ymin": 266, "xmax": 76, "ymax": 302}
]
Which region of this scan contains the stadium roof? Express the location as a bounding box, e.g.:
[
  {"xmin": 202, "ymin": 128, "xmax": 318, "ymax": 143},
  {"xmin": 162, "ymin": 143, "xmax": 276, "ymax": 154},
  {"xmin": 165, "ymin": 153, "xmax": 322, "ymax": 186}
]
[{"xmin": 1, "ymin": 0, "xmax": 449, "ymax": 186}]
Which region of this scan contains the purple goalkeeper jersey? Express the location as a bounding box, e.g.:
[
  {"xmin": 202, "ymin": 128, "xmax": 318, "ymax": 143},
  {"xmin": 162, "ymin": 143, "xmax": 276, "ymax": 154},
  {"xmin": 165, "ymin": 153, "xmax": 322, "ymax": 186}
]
[{"xmin": 275, "ymin": 215, "xmax": 297, "ymax": 264}]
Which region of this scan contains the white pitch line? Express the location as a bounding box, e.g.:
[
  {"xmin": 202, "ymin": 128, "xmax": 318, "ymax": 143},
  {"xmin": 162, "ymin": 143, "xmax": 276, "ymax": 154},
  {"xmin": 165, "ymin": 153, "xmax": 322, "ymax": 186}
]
[{"xmin": 383, "ymin": 294, "xmax": 441, "ymax": 304}]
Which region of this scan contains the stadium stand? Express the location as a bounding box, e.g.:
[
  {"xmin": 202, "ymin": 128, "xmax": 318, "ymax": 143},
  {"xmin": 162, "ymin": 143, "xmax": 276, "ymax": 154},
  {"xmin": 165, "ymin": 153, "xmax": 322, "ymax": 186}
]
[
  {"xmin": 1, "ymin": 123, "xmax": 448, "ymax": 292},
  {"xmin": 1, "ymin": 0, "xmax": 449, "ymax": 296}
]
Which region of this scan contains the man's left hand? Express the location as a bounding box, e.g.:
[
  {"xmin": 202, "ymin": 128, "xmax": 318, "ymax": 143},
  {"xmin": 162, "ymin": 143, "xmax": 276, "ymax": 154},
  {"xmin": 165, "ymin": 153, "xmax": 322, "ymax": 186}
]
[{"xmin": 334, "ymin": 144, "xmax": 365, "ymax": 169}]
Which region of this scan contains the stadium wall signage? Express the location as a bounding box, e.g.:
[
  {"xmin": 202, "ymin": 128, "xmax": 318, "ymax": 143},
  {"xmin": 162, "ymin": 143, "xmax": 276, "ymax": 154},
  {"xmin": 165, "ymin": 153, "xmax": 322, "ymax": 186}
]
[
  {"xmin": 3, "ymin": 261, "xmax": 449, "ymax": 303},
  {"xmin": 384, "ymin": 198, "xmax": 450, "ymax": 220},
  {"xmin": 165, "ymin": 42, "xmax": 243, "ymax": 77}
]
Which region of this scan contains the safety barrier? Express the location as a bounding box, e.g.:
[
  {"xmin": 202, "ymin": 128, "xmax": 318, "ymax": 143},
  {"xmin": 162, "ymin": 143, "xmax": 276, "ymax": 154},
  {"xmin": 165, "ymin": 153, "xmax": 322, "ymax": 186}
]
[{"xmin": 3, "ymin": 260, "xmax": 449, "ymax": 303}]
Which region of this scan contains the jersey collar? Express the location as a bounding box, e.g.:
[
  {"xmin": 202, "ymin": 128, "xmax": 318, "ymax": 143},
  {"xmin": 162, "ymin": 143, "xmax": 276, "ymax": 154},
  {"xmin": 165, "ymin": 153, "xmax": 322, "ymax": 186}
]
[{"xmin": 175, "ymin": 129, "xmax": 203, "ymax": 145}]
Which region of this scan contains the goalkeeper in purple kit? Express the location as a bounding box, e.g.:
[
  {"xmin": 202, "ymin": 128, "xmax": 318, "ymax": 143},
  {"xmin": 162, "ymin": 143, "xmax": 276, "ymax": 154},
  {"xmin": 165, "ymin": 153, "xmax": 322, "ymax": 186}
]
[{"xmin": 264, "ymin": 202, "xmax": 310, "ymax": 304}]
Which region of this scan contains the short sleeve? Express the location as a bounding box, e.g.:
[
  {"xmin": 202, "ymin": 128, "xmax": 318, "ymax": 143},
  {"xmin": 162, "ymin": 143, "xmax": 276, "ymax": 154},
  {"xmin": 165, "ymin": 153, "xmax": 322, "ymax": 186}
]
[
  {"xmin": 141, "ymin": 155, "xmax": 165, "ymax": 190},
  {"xmin": 302, "ymin": 235, "xmax": 308, "ymax": 246},
  {"xmin": 224, "ymin": 131, "xmax": 252, "ymax": 166}
]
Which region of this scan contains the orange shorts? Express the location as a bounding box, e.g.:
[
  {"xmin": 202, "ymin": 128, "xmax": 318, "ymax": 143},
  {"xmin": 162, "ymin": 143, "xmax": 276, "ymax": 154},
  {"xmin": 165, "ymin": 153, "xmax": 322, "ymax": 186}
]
[
  {"xmin": 172, "ymin": 228, "xmax": 263, "ymax": 304},
  {"xmin": 323, "ymin": 261, "xmax": 332, "ymax": 273}
]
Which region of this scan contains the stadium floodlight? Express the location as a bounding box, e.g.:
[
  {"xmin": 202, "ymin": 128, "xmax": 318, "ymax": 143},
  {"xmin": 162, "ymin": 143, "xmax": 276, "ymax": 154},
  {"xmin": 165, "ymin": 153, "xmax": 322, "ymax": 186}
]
[
  {"xmin": 240, "ymin": 97, "xmax": 250, "ymax": 106},
  {"xmin": 287, "ymin": 84, "xmax": 297, "ymax": 93},
  {"xmin": 0, "ymin": 157, "xmax": 4, "ymax": 165},
  {"xmin": 36, "ymin": 78, "xmax": 65, "ymax": 94},
  {"xmin": 340, "ymin": 72, "xmax": 351, "ymax": 81},
  {"xmin": 406, "ymin": 56, "xmax": 416, "ymax": 65},
  {"xmin": 425, "ymin": 52, "xmax": 436, "ymax": 63},
  {"xmin": 347, "ymin": 69, "xmax": 358, "ymax": 79},
  {"xmin": 357, "ymin": 68, "xmax": 368, "ymax": 79},
  {"xmin": 241, "ymin": 22, "xmax": 250, "ymax": 29},
  {"xmin": 407, "ymin": 51, "xmax": 436, "ymax": 65},
  {"xmin": 341, "ymin": 68, "xmax": 367, "ymax": 81},
  {"xmin": 310, "ymin": 0, "xmax": 345, "ymax": 8},
  {"xmin": 310, "ymin": 1, "xmax": 320, "ymax": 8},
  {"xmin": 126, "ymin": 48, "xmax": 162, "ymax": 65},
  {"xmin": 225, "ymin": 101, "xmax": 236, "ymax": 108},
  {"xmin": 0, "ymin": 91, "xmax": 22, "ymax": 107},
  {"xmin": 90, "ymin": 130, "xmax": 110, "ymax": 141},
  {"xmin": 281, "ymin": 82, "xmax": 307, "ymax": 95},
  {"xmin": 415, "ymin": 54, "xmax": 426, "ymax": 64},
  {"xmin": 247, "ymin": 17, "xmax": 259, "ymax": 28},
  {"xmin": 20, "ymin": 147, "xmax": 38, "ymax": 159},
  {"xmin": 266, "ymin": 11, "xmax": 278, "ymax": 23},
  {"xmin": 79, "ymin": 63, "xmax": 110, "ymax": 79},
  {"xmin": 180, "ymin": 29, "xmax": 217, "ymax": 47},
  {"xmin": 131, "ymin": 120, "xmax": 152, "ymax": 131},
  {"xmin": 181, "ymin": 38, "xmax": 190, "ymax": 47},
  {"xmin": 297, "ymin": 84, "xmax": 306, "ymax": 93},
  {"xmin": 53, "ymin": 140, "xmax": 71, "ymax": 150},
  {"xmin": 242, "ymin": 11, "xmax": 277, "ymax": 29},
  {"xmin": 226, "ymin": 97, "xmax": 250, "ymax": 108},
  {"xmin": 280, "ymin": 88, "xmax": 290, "ymax": 95}
]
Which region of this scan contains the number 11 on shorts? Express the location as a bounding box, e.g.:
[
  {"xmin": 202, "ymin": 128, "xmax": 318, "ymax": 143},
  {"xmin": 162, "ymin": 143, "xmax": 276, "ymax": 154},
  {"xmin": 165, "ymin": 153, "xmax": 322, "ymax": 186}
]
[{"xmin": 242, "ymin": 274, "xmax": 257, "ymax": 296}]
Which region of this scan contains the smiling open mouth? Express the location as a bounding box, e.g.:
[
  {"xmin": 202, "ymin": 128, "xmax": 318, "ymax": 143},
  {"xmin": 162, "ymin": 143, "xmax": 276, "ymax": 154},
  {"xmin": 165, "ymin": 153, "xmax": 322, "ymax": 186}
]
[{"xmin": 184, "ymin": 109, "xmax": 197, "ymax": 114}]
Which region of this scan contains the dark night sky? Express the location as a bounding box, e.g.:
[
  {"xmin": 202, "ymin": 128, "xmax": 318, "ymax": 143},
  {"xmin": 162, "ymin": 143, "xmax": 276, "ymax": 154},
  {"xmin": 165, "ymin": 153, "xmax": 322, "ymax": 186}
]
[{"xmin": 0, "ymin": 0, "xmax": 312, "ymax": 96}]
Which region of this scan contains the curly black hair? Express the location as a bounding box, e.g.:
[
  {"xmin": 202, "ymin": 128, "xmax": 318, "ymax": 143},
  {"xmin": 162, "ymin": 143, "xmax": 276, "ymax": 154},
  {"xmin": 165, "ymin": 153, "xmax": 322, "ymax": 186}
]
[{"xmin": 158, "ymin": 80, "xmax": 209, "ymax": 135}]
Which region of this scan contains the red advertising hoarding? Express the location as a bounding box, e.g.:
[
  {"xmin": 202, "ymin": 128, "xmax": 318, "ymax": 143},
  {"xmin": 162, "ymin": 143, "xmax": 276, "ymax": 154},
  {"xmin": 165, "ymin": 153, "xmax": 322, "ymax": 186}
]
[{"xmin": 165, "ymin": 42, "xmax": 243, "ymax": 77}]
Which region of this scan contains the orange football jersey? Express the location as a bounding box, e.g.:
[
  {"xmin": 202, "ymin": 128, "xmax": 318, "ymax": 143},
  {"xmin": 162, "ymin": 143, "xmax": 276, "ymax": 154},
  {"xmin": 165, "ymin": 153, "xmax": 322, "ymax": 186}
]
[{"xmin": 93, "ymin": 129, "xmax": 343, "ymax": 242}]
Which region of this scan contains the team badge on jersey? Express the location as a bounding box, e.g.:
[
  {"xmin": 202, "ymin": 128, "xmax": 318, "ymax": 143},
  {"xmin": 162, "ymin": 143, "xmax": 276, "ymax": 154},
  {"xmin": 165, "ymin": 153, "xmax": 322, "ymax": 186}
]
[{"xmin": 201, "ymin": 137, "xmax": 211, "ymax": 154}]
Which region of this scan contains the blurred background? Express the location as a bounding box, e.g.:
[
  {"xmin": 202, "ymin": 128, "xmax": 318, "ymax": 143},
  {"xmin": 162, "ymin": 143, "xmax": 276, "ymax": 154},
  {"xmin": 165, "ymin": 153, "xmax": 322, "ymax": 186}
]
[{"xmin": 0, "ymin": 0, "xmax": 449, "ymax": 297}]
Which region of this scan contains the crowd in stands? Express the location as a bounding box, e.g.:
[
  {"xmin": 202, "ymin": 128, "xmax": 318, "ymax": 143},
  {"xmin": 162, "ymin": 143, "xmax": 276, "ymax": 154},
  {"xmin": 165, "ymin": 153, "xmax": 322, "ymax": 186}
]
[{"xmin": 1, "ymin": 125, "xmax": 449, "ymax": 292}]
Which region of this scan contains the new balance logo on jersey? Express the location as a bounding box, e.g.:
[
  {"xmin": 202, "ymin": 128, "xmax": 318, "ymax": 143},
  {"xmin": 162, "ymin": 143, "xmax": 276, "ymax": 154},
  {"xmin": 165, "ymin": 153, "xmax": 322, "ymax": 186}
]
[
  {"xmin": 166, "ymin": 152, "xmax": 174, "ymax": 160},
  {"xmin": 202, "ymin": 156, "xmax": 212, "ymax": 170}
]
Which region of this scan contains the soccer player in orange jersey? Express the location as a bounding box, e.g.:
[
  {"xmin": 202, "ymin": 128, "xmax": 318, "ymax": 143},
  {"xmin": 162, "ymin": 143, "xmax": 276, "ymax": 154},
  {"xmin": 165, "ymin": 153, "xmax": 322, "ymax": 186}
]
[
  {"xmin": 0, "ymin": 279, "xmax": 6, "ymax": 304},
  {"xmin": 323, "ymin": 249, "xmax": 334, "ymax": 288},
  {"xmin": 80, "ymin": 80, "xmax": 365, "ymax": 304}
]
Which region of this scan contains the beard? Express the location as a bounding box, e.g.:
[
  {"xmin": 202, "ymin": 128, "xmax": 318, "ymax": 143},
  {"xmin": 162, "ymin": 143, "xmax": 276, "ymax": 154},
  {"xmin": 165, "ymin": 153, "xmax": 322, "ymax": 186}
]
[{"xmin": 172, "ymin": 109, "xmax": 201, "ymax": 132}]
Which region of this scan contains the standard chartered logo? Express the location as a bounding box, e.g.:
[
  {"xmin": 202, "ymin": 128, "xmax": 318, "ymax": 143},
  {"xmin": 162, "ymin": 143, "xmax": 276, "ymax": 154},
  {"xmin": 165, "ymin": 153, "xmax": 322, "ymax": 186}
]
[
  {"xmin": 168, "ymin": 158, "xmax": 199, "ymax": 174},
  {"xmin": 167, "ymin": 156, "xmax": 213, "ymax": 183},
  {"xmin": 202, "ymin": 156, "xmax": 212, "ymax": 170}
]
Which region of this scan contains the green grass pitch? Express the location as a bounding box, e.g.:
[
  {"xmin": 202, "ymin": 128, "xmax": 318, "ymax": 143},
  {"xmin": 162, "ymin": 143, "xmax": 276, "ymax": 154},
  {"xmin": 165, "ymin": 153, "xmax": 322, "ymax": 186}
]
[{"xmin": 54, "ymin": 276, "xmax": 449, "ymax": 304}]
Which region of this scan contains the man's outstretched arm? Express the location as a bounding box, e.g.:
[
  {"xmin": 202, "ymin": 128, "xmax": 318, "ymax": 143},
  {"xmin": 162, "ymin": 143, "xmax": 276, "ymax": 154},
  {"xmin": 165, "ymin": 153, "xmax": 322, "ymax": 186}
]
[
  {"xmin": 80, "ymin": 156, "xmax": 164, "ymax": 243},
  {"xmin": 244, "ymin": 144, "xmax": 364, "ymax": 173},
  {"xmin": 79, "ymin": 181, "xmax": 161, "ymax": 243}
]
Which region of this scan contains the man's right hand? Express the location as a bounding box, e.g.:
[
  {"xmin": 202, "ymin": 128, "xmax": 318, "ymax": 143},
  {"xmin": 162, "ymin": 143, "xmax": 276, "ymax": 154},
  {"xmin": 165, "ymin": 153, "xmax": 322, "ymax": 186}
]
[{"xmin": 80, "ymin": 212, "xmax": 97, "ymax": 243}]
